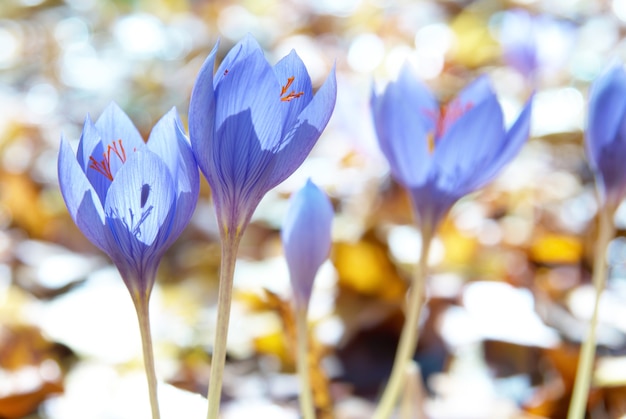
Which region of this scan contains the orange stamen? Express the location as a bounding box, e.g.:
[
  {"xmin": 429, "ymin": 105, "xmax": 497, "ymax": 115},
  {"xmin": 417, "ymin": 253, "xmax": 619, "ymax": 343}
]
[
  {"xmin": 281, "ymin": 76, "xmax": 295, "ymax": 96},
  {"xmin": 88, "ymin": 139, "xmax": 127, "ymax": 181},
  {"xmin": 280, "ymin": 76, "xmax": 304, "ymax": 102},
  {"xmin": 422, "ymin": 99, "xmax": 473, "ymax": 153},
  {"xmin": 281, "ymin": 91, "xmax": 304, "ymax": 102},
  {"xmin": 435, "ymin": 100, "xmax": 473, "ymax": 138}
]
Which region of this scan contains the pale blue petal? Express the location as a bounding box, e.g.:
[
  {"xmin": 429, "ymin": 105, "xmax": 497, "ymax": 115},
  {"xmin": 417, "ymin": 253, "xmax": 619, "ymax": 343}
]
[
  {"xmin": 273, "ymin": 50, "xmax": 314, "ymax": 134},
  {"xmin": 455, "ymin": 75, "xmax": 495, "ymax": 107},
  {"xmin": 396, "ymin": 63, "xmax": 438, "ymax": 130},
  {"xmin": 214, "ymin": 35, "xmax": 259, "ymax": 87},
  {"xmin": 471, "ymin": 97, "xmax": 532, "ymax": 190},
  {"xmin": 210, "ymin": 110, "xmax": 275, "ymax": 230},
  {"xmin": 371, "ymin": 66, "xmax": 432, "ymax": 187},
  {"xmin": 595, "ymin": 108, "xmax": 626, "ymax": 207},
  {"xmin": 76, "ymin": 114, "xmax": 100, "ymax": 170},
  {"xmin": 267, "ymin": 66, "xmax": 337, "ymax": 189},
  {"xmin": 213, "ymin": 47, "xmax": 284, "ymax": 150},
  {"xmin": 189, "ymin": 42, "xmax": 218, "ymax": 180},
  {"xmin": 58, "ymin": 136, "xmax": 108, "ymax": 252},
  {"xmin": 586, "ymin": 65, "xmax": 626, "ymax": 171},
  {"xmin": 432, "ymin": 95, "xmax": 504, "ymax": 194},
  {"xmin": 94, "ymin": 103, "xmax": 146, "ymax": 175},
  {"xmin": 146, "ymin": 107, "xmax": 200, "ymax": 241},
  {"xmin": 104, "ymin": 150, "xmax": 176, "ymax": 263},
  {"xmin": 76, "ymin": 116, "xmax": 111, "ymax": 205}
]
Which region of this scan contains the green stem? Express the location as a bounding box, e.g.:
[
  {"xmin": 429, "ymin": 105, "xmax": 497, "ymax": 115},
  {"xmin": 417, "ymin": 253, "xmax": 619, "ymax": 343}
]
[
  {"xmin": 567, "ymin": 206, "xmax": 615, "ymax": 419},
  {"xmin": 295, "ymin": 305, "xmax": 316, "ymax": 419},
  {"xmin": 133, "ymin": 295, "xmax": 161, "ymax": 419},
  {"xmin": 206, "ymin": 233, "xmax": 241, "ymax": 419},
  {"xmin": 373, "ymin": 232, "xmax": 433, "ymax": 419}
]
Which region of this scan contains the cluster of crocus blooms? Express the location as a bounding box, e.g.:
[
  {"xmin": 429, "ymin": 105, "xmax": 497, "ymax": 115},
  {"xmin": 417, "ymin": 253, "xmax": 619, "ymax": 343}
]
[
  {"xmin": 57, "ymin": 31, "xmax": 622, "ymax": 419},
  {"xmin": 59, "ymin": 34, "xmax": 337, "ymax": 419}
]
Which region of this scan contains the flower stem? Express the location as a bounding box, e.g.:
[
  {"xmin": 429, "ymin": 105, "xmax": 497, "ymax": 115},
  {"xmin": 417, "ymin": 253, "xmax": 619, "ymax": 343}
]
[
  {"xmin": 133, "ymin": 294, "xmax": 161, "ymax": 419},
  {"xmin": 206, "ymin": 233, "xmax": 241, "ymax": 419},
  {"xmin": 567, "ymin": 206, "xmax": 615, "ymax": 419},
  {"xmin": 295, "ymin": 305, "xmax": 316, "ymax": 419},
  {"xmin": 373, "ymin": 231, "xmax": 433, "ymax": 419},
  {"xmin": 400, "ymin": 361, "xmax": 422, "ymax": 419}
]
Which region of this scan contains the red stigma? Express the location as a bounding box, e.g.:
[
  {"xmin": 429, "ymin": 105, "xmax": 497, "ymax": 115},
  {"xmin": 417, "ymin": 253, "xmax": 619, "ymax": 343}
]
[
  {"xmin": 434, "ymin": 100, "xmax": 473, "ymax": 139},
  {"xmin": 88, "ymin": 139, "xmax": 127, "ymax": 181},
  {"xmin": 423, "ymin": 99, "xmax": 473, "ymax": 147},
  {"xmin": 280, "ymin": 76, "xmax": 304, "ymax": 102}
]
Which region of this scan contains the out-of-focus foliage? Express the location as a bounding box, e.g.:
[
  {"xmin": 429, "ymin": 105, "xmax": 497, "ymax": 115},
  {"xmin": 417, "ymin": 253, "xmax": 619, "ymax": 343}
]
[{"xmin": 2, "ymin": 0, "xmax": 626, "ymax": 418}]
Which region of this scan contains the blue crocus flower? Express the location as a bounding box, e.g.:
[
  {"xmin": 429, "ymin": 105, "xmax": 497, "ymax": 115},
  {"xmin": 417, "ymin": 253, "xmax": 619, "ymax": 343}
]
[
  {"xmin": 281, "ymin": 179, "xmax": 333, "ymax": 310},
  {"xmin": 188, "ymin": 35, "xmax": 337, "ymax": 241},
  {"xmin": 586, "ymin": 64, "xmax": 626, "ymax": 211},
  {"xmin": 371, "ymin": 64, "xmax": 532, "ymax": 236},
  {"xmin": 58, "ymin": 102, "xmax": 200, "ymax": 298},
  {"xmin": 497, "ymin": 9, "xmax": 574, "ymax": 84}
]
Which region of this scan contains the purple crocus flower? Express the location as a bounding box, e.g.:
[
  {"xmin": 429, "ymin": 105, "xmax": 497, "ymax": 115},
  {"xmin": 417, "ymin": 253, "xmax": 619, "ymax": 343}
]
[
  {"xmin": 497, "ymin": 9, "xmax": 574, "ymax": 83},
  {"xmin": 586, "ymin": 64, "xmax": 626, "ymax": 211},
  {"xmin": 188, "ymin": 35, "xmax": 337, "ymax": 241},
  {"xmin": 58, "ymin": 102, "xmax": 199, "ymax": 298},
  {"xmin": 281, "ymin": 179, "xmax": 333, "ymax": 310},
  {"xmin": 371, "ymin": 64, "xmax": 532, "ymax": 237}
]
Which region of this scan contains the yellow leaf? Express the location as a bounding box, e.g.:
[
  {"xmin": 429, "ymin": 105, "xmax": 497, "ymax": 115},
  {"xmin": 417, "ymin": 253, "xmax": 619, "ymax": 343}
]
[
  {"xmin": 333, "ymin": 232, "xmax": 406, "ymax": 301},
  {"xmin": 530, "ymin": 234, "xmax": 583, "ymax": 264}
]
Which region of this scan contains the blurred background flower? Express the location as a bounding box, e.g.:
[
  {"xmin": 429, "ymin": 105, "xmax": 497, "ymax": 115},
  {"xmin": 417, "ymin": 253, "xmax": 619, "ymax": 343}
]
[{"xmin": 2, "ymin": 0, "xmax": 626, "ymax": 418}]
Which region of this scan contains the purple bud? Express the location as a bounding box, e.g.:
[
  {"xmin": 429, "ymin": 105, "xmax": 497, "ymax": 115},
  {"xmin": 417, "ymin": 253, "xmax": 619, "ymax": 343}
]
[{"xmin": 281, "ymin": 180, "xmax": 333, "ymax": 309}]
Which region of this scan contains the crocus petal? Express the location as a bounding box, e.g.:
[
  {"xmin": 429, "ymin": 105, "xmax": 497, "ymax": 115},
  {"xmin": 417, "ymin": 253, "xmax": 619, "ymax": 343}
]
[
  {"xmin": 146, "ymin": 107, "xmax": 200, "ymax": 241},
  {"xmin": 432, "ymin": 95, "xmax": 504, "ymax": 193},
  {"xmin": 58, "ymin": 136, "xmax": 108, "ymax": 252},
  {"xmin": 104, "ymin": 150, "xmax": 176, "ymax": 271},
  {"xmin": 214, "ymin": 48, "xmax": 284, "ymax": 150},
  {"xmin": 211, "ymin": 110, "xmax": 274, "ymax": 231},
  {"xmin": 76, "ymin": 114, "xmax": 101, "ymax": 170},
  {"xmin": 455, "ymin": 75, "xmax": 495, "ymax": 107},
  {"xmin": 189, "ymin": 42, "xmax": 218, "ymax": 181},
  {"xmin": 371, "ymin": 69, "xmax": 432, "ymax": 187},
  {"xmin": 76, "ymin": 116, "xmax": 111, "ymax": 206},
  {"xmin": 591, "ymin": 110, "xmax": 626, "ymax": 207},
  {"xmin": 472, "ymin": 97, "xmax": 533, "ymax": 190},
  {"xmin": 273, "ymin": 50, "xmax": 314, "ymax": 134},
  {"xmin": 282, "ymin": 180, "xmax": 333, "ymax": 309},
  {"xmin": 586, "ymin": 65, "xmax": 626, "ymax": 169},
  {"xmin": 95, "ymin": 103, "xmax": 146, "ymax": 174},
  {"xmin": 268, "ymin": 66, "xmax": 337, "ymax": 189},
  {"xmin": 214, "ymin": 35, "xmax": 258, "ymax": 87}
]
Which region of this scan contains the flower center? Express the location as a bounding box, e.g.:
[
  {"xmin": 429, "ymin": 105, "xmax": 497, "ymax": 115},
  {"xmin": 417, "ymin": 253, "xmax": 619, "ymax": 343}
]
[
  {"xmin": 280, "ymin": 76, "xmax": 304, "ymax": 102},
  {"xmin": 434, "ymin": 99, "xmax": 473, "ymax": 139},
  {"xmin": 89, "ymin": 139, "xmax": 127, "ymax": 181},
  {"xmin": 423, "ymin": 99, "xmax": 473, "ymax": 153}
]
